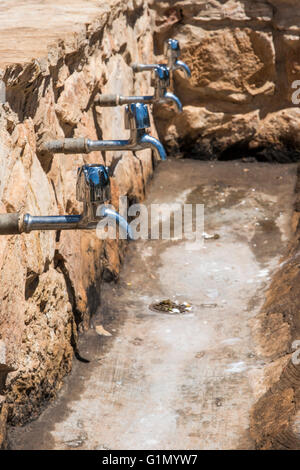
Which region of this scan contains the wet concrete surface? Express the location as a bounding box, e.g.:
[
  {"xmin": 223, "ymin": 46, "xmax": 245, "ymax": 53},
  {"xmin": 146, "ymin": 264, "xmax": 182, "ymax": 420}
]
[{"xmin": 9, "ymin": 160, "xmax": 298, "ymax": 450}]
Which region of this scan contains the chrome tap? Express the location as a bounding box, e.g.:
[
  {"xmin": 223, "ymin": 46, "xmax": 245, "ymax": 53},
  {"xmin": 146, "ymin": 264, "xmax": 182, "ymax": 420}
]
[
  {"xmin": 76, "ymin": 164, "xmax": 111, "ymax": 226},
  {"xmin": 41, "ymin": 103, "xmax": 167, "ymax": 161},
  {"xmin": 0, "ymin": 164, "xmax": 133, "ymax": 238},
  {"xmin": 132, "ymin": 38, "xmax": 191, "ymax": 79},
  {"xmin": 96, "ymin": 65, "xmax": 182, "ymax": 112},
  {"xmin": 164, "ymin": 39, "xmax": 191, "ymax": 78}
]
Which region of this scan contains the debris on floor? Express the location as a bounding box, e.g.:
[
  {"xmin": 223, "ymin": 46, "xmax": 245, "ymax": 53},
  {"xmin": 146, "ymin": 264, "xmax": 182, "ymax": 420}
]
[
  {"xmin": 95, "ymin": 325, "xmax": 112, "ymax": 337},
  {"xmin": 203, "ymin": 232, "xmax": 220, "ymax": 240},
  {"xmin": 149, "ymin": 299, "xmax": 192, "ymax": 314}
]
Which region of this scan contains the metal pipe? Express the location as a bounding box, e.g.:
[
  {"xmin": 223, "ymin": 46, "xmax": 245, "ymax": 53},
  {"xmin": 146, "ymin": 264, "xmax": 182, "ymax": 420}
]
[
  {"xmin": 42, "ymin": 138, "xmax": 89, "ymax": 154},
  {"xmin": 23, "ymin": 214, "xmax": 82, "ymax": 232},
  {"xmin": 128, "ymin": 64, "xmax": 183, "ymax": 112},
  {"xmin": 96, "ymin": 93, "xmax": 182, "ymax": 112},
  {"xmin": 131, "ymin": 63, "xmax": 157, "ymax": 73},
  {"xmin": 42, "ymin": 138, "xmax": 132, "ymax": 154},
  {"xmin": 133, "ymin": 60, "xmax": 191, "ymax": 79},
  {"xmin": 42, "ymin": 134, "xmax": 167, "ymax": 161},
  {"xmin": 0, "ymin": 163, "xmax": 135, "ymax": 237},
  {"xmin": 95, "ymin": 94, "xmax": 153, "ymax": 107},
  {"xmin": 0, "ymin": 210, "xmax": 133, "ymax": 239},
  {"xmin": 86, "ymin": 139, "xmax": 131, "ymax": 152}
]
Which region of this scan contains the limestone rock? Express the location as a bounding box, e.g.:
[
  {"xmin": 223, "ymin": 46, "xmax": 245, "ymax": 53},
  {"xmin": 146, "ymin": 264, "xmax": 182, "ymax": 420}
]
[
  {"xmin": 150, "ymin": 1, "xmax": 273, "ymax": 24},
  {"xmin": 0, "ymin": 0, "xmax": 156, "ymax": 429},
  {"xmin": 5, "ymin": 268, "xmax": 74, "ymax": 425},
  {"xmin": 151, "ymin": 1, "xmax": 300, "ymax": 162},
  {"xmin": 270, "ymin": 0, "xmax": 300, "ymax": 33},
  {"xmin": 157, "ymin": 105, "xmax": 260, "ymax": 159},
  {"xmin": 2, "ymin": 0, "xmax": 300, "ymax": 437}
]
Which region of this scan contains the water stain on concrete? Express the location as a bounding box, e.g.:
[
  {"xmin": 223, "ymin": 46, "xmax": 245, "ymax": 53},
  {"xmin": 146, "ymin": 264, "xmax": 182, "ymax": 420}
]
[{"xmin": 8, "ymin": 160, "xmax": 298, "ymax": 450}]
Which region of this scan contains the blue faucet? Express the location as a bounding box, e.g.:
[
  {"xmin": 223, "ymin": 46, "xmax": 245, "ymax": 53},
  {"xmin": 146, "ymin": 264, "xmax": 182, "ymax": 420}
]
[
  {"xmin": 95, "ymin": 65, "xmax": 182, "ymax": 113},
  {"xmin": 131, "ymin": 38, "xmax": 191, "ymax": 79},
  {"xmin": 42, "ymin": 103, "xmax": 167, "ymax": 161}
]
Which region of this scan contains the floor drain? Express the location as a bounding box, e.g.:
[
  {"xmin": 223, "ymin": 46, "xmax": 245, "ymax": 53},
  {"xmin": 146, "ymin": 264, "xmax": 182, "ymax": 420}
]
[{"xmin": 149, "ymin": 299, "xmax": 192, "ymax": 314}]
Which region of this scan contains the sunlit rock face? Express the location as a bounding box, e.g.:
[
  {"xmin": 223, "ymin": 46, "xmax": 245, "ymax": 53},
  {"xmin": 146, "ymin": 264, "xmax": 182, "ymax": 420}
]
[
  {"xmin": 0, "ymin": 0, "xmax": 156, "ymax": 439},
  {"xmin": 1, "ymin": 0, "xmax": 300, "ymax": 448},
  {"xmin": 150, "ymin": 0, "xmax": 300, "ymax": 162}
]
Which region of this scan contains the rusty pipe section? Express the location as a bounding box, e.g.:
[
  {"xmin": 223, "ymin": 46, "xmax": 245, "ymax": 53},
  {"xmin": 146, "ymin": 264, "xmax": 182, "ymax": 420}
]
[
  {"xmin": 0, "ymin": 213, "xmax": 23, "ymax": 235},
  {"xmin": 0, "ymin": 164, "xmax": 133, "ymax": 237},
  {"xmin": 132, "ymin": 39, "xmax": 191, "ymax": 80},
  {"xmin": 41, "ymin": 137, "xmax": 90, "ymax": 154},
  {"xmin": 41, "ymin": 137, "xmax": 121, "ymax": 154},
  {"xmin": 95, "ymin": 94, "xmax": 153, "ymax": 107}
]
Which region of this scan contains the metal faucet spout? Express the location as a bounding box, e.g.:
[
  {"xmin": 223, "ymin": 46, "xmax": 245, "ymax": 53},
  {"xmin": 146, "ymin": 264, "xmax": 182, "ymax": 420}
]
[
  {"xmin": 99, "ymin": 206, "xmax": 133, "ymax": 240},
  {"xmin": 139, "ymin": 134, "xmax": 167, "ymax": 161},
  {"xmin": 132, "ymin": 39, "xmax": 192, "ymax": 82},
  {"xmin": 163, "ymin": 92, "xmax": 182, "ymax": 112},
  {"xmin": 174, "ymin": 60, "xmax": 191, "ymax": 78},
  {"xmin": 0, "ymin": 162, "xmax": 135, "ymax": 238}
]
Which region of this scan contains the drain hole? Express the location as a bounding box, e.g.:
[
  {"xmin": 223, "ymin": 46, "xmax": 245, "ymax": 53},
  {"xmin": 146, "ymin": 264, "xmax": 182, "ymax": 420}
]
[{"xmin": 149, "ymin": 299, "xmax": 192, "ymax": 314}]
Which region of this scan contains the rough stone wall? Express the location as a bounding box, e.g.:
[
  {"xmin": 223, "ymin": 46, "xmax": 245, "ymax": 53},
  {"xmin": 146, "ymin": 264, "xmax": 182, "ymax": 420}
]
[
  {"xmin": 1, "ymin": 0, "xmax": 300, "ymax": 450},
  {"xmin": 150, "ymin": 0, "xmax": 300, "ymax": 161},
  {"xmin": 248, "ymin": 171, "xmax": 300, "ymax": 450},
  {"xmin": 0, "ymin": 0, "xmax": 157, "ymax": 445}
]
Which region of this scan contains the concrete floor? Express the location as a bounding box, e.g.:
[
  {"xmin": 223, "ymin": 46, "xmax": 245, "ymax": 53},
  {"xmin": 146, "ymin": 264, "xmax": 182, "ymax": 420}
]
[{"xmin": 9, "ymin": 160, "xmax": 297, "ymax": 450}]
